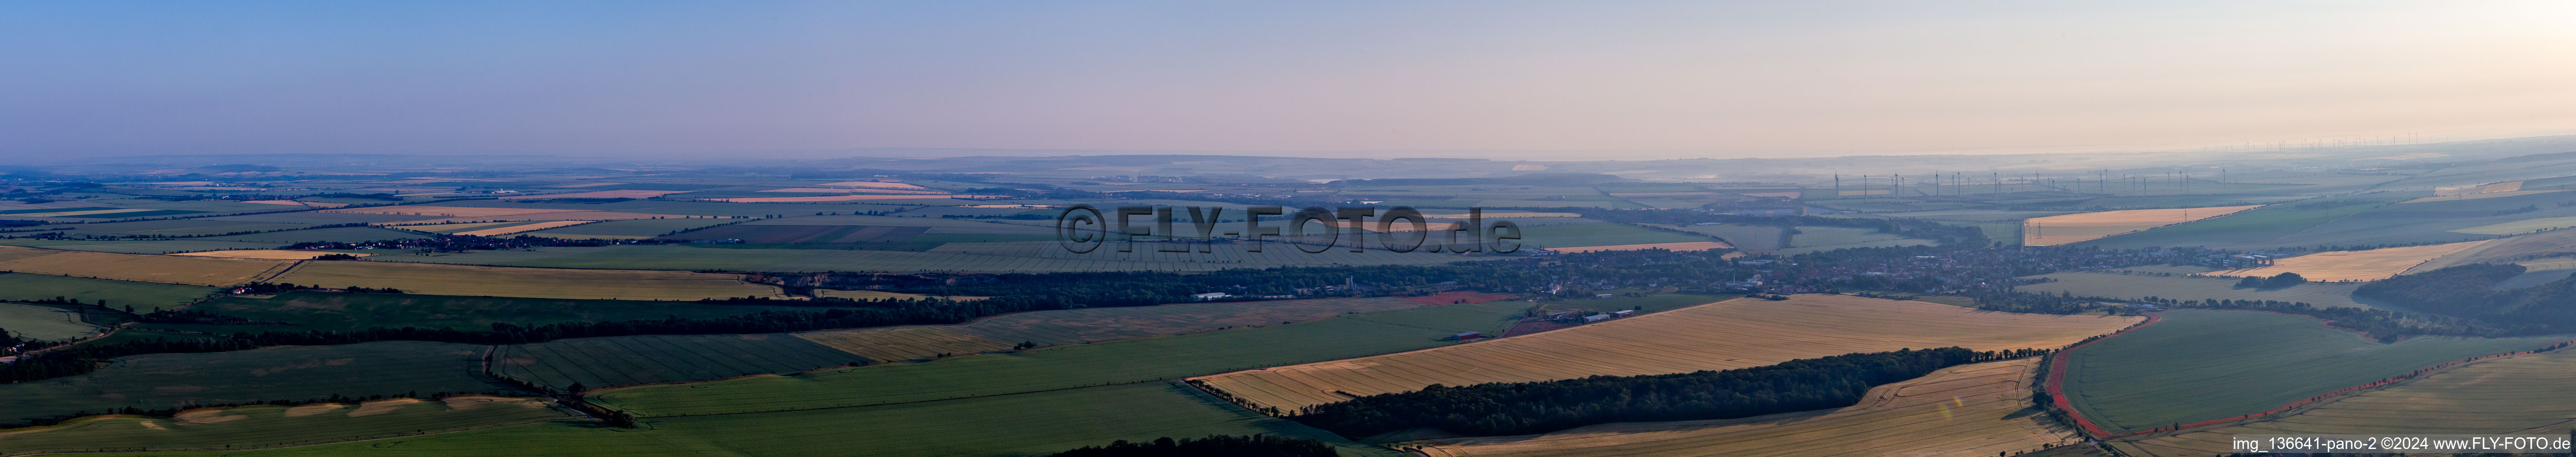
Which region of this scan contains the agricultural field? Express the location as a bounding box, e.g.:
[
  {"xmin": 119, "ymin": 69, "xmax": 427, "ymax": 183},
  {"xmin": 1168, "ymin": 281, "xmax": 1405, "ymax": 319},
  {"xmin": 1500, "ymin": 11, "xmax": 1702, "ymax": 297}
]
[
  {"xmin": 2447, "ymin": 216, "xmax": 2576, "ymax": 235},
  {"xmin": 654, "ymin": 224, "xmax": 927, "ymax": 244},
  {"xmin": 521, "ymin": 217, "xmax": 741, "ymax": 239},
  {"xmin": 0, "ymin": 341, "xmax": 521, "ymax": 425},
  {"xmin": 0, "ymin": 303, "xmax": 106, "ymax": 341},
  {"xmin": 0, "ymin": 273, "xmax": 219, "ymax": 309},
  {"xmin": 2110, "ymin": 349, "xmax": 2576, "ymax": 457},
  {"xmin": 1511, "ymin": 222, "xmax": 1706, "ymax": 249},
  {"xmin": 2077, "ymin": 195, "xmax": 2415, "ymax": 249},
  {"xmin": 1653, "ymin": 224, "xmax": 1786, "ymax": 251},
  {"xmin": 48, "ymin": 382, "xmax": 1399, "ymax": 457},
  {"xmin": 2493, "ymin": 257, "xmax": 2576, "ymax": 290},
  {"xmin": 0, "ymin": 396, "xmax": 580, "ymax": 456},
  {"xmin": 493, "ymin": 334, "xmax": 860, "ymax": 391},
  {"xmin": 2200, "ymin": 240, "xmax": 2490, "ymax": 282},
  {"xmin": 2057, "ymin": 310, "xmax": 2569, "ymax": 434},
  {"xmin": 1414, "ymin": 359, "xmax": 2082, "ymax": 457},
  {"xmin": 11, "ymin": 219, "xmax": 314, "ymax": 237},
  {"xmin": 269, "ymin": 261, "xmax": 781, "ymax": 300},
  {"xmin": 0, "ymin": 245, "xmax": 291, "ymax": 287},
  {"xmin": 170, "ymin": 249, "xmax": 371, "ymax": 260},
  {"xmin": 1195, "ymin": 295, "xmax": 2140, "ymax": 411},
  {"xmin": 1776, "ymin": 225, "xmax": 1934, "ymax": 254},
  {"xmin": 141, "ymin": 292, "xmax": 844, "ymax": 334},
  {"xmin": 796, "ymin": 297, "xmax": 1435, "ymax": 361},
  {"xmin": 589, "ymin": 299, "xmax": 1531, "ymax": 416},
  {"xmin": 2015, "ymin": 271, "xmax": 2375, "ymax": 309},
  {"xmin": 2410, "ymin": 228, "xmax": 2576, "ymax": 271},
  {"xmin": 2021, "ymin": 205, "xmax": 2264, "ymax": 246},
  {"xmin": 357, "ymin": 240, "xmax": 1502, "ymax": 273},
  {"xmin": 452, "ymin": 220, "xmax": 596, "ymax": 237},
  {"xmin": 1547, "ymin": 241, "xmax": 1731, "ymax": 253}
]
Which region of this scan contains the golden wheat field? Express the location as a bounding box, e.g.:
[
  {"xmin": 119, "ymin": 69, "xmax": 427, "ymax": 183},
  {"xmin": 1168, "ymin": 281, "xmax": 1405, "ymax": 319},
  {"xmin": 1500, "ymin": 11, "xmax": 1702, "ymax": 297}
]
[
  {"xmin": 1192, "ymin": 295, "xmax": 2141, "ymax": 411},
  {"xmin": 1414, "ymin": 359, "xmax": 2083, "ymax": 457},
  {"xmin": 170, "ymin": 250, "xmax": 374, "ymax": 260},
  {"xmin": 1549, "ymin": 241, "xmax": 1734, "ymax": 253},
  {"xmin": 451, "ymin": 220, "xmax": 596, "ymax": 237},
  {"xmin": 2431, "ymin": 180, "xmax": 2525, "ymax": 197},
  {"xmin": 271, "ymin": 261, "xmax": 781, "ymax": 300},
  {"xmin": 0, "ymin": 245, "xmax": 291, "ymax": 286},
  {"xmin": 2110, "ymin": 349, "xmax": 2576, "ymax": 457},
  {"xmin": 795, "ymin": 327, "xmax": 1015, "ymax": 362},
  {"xmin": 2200, "ymin": 240, "xmax": 2490, "ymax": 282},
  {"xmin": 2021, "ymin": 205, "xmax": 2264, "ymax": 246}
]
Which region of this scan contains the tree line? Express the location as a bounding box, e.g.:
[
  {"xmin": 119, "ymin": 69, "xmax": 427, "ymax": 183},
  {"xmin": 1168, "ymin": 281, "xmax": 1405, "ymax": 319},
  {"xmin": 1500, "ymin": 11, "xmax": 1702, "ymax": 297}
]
[
  {"xmin": 1284, "ymin": 347, "xmax": 2020, "ymax": 437},
  {"xmin": 2358, "ymin": 263, "xmax": 2576, "ymax": 335}
]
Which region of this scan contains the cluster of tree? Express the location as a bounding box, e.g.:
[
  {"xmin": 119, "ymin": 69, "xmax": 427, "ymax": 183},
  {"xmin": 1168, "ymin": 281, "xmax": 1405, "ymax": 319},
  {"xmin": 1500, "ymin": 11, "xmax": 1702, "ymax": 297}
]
[
  {"xmin": 1045, "ymin": 435, "xmax": 1339, "ymax": 457},
  {"xmin": 2358, "ymin": 264, "xmax": 2576, "ymax": 334},
  {"xmin": 1285, "ymin": 347, "xmax": 2005, "ymax": 437},
  {"xmin": 1965, "ymin": 290, "xmax": 2110, "ymax": 314},
  {"xmin": 2233, "ymin": 272, "xmax": 2307, "ymax": 288}
]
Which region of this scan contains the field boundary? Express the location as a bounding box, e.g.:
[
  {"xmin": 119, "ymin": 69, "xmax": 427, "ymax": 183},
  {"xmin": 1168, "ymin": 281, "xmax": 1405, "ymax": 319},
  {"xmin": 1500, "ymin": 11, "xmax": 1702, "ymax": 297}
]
[{"xmin": 2047, "ymin": 312, "xmax": 2576, "ymax": 439}]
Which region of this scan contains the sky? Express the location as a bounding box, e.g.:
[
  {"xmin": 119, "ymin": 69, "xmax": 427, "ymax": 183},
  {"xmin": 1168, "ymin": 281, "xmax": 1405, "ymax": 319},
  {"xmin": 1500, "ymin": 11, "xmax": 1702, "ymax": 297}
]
[{"xmin": 4, "ymin": 0, "xmax": 2574, "ymax": 160}]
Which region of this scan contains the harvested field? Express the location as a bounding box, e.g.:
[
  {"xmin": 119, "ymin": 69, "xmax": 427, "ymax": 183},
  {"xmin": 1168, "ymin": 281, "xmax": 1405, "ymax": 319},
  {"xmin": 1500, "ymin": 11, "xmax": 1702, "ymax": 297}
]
[
  {"xmin": 1549, "ymin": 241, "xmax": 1732, "ymax": 253},
  {"xmin": 0, "ymin": 396, "xmax": 579, "ymax": 455},
  {"xmin": 1653, "ymin": 224, "xmax": 1786, "ymax": 251},
  {"xmin": 656, "ymin": 224, "xmax": 928, "ymax": 244},
  {"xmin": 2404, "ymin": 189, "xmax": 2562, "ymax": 204},
  {"xmin": 270, "ymin": 261, "xmax": 780, "ymax": 300},
  {"xmin": 169, "ymin": 250, "xmax": 373, "ymax": 260},
  {"xmin": 0, "ymin": 245, "xmax": 290, "ymax": 287},
  {"xmin": 2057, "ymin": 310, "xmax": 2568, "ymax": 434},
  {"xmin": 0, "ymin": 303, "xmax": 105, "ymax": 341},
  {"xmin": 1194, "ymin": 295, "xmax": 2140, "ymax": 411},
  {"xmin": 797, "ymin": 297, "xmax": 1435, "ymax": 361},
  {"xmin": 2016, "ymin": 271, "xmax": 2374, "ymax": 309},
  {"xmin": 702, "ymin": 195, "xmax": 997, "ymax": 202},
  {"xmin": 2200, "ymin": 240, "xmax": 2489, "ymax": 282},
  {"xmin": 798, "ymin": 327, "xmax": 1015, "ymax": 362},
  {"xmin": 2110, "ymin": 349, "xmax": 2576, "ymax": 457},
  {"xmin": 0, "ymin": 273, "xmax": 218, "ymax": 308},
  {"xmin": 0, "ymin": 341, "xmax": 521, "ymax": 425},
  {"xmin": 1778, "ymin": 225, "xmax": 1935, "ymax": 254},
  {"xmin": 2022, "ymin": 205, "xmax": 2264, "ymax": 246},
  {"xmin": 493, "ymin": 334, "xmax": 860, "ymax": 391},
  {"xmin": 388, "ymin": 221, "xmax": 521, "ymax": 233},
  {"xmin": 452, "ymin": 220, "xmax": 595, "ymax": 237},
  {"xmin": 818, "ymin": 181, "xmax": 932, "ymax": 190},
  {"xmin": 1416, "ymin": 359, "xmax": 2081, "ymax": 457},
  {"xmin": 592, "ymin": 300, "xmax": 1530, "ymax": 417},
  {"xmin": 2412, "ymin": 228, "xmax": 2576, "ymax": 272},
  {"xmin": 499, "ymin": 190, "xmax": 687, "ymax": 199}
]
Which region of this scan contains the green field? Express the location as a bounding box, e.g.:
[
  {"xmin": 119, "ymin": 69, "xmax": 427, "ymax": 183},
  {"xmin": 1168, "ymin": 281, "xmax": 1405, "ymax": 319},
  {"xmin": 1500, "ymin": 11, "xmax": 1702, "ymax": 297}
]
[
  {"xmin": 2060, "ymin": 310, "xmax": 2567, "ymax": 434},
  {"xmin": 1659, "ymin": 223, "xmax": 1786, "ymax": 251},
  {"xmin": 1776, "ymin": 225, "xmax": 1935, "ymax": 254},
  {"xmin": 56, "ymin": 382, "xmax": 1396, "ymax": 457},
  {"xmin": 939, "ymin": 296, "xmax": 1431, "ymax": 346},
  {"xmin": 1512, "ymin": 222, "xmax": 1705, "ymax": 248},
  {"xmin": 2014, "ymin": 271, "xmax": 2378, "ymax": 310},
  {"xmin": 138, "ymin": 292, "xmax": 851, "ymax": 334},
  {"xmin": 590, "ymin": 299, "xmax": 1530, "ymax": 416},
  {"xmin": 0, "ymin": 341, "xmax": 523, "ymax": 425},
  {"xmin": 0, "ymin": 273, "xmax": 219, "ymax": 310},
  {"xmin": 493, "ymin": 334, "xmax": 859, "ymax": 391},
  {"xmin": 523, "ymin": 218, "xmax": 740, "ymax": 239},
  {"xmin": 0, "ymin": 303, "xmax": 105, "ymax": 341},
  {"xmin": 0, "ymin": 396, "xmax": 582, "ymax": 455}
]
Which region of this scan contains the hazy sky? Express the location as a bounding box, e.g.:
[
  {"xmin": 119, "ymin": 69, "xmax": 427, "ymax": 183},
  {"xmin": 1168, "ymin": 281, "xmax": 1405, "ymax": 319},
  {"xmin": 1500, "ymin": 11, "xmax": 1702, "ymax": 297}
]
[{"xmin": 5, "ymin": 0, "xmax": 2573, "ymax": 160}]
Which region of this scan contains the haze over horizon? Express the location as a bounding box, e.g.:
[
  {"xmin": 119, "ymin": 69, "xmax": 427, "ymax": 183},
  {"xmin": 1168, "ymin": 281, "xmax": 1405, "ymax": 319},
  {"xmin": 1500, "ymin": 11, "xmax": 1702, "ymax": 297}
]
[{"xmin": 6, "ymin": 0, "xmax": 2573, "ymax": 161}]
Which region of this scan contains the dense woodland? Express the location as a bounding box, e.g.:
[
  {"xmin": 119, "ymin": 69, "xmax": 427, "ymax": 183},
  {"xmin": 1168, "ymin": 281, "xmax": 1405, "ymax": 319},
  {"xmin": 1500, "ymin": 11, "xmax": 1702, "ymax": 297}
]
[
  {"xmin": 1045, "ymin": 435, "xmax": 1339, "ymax": 457},
  {"xmin": 1285, "ymin": 347, "xmax": 2025, "ymax": 437}
]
